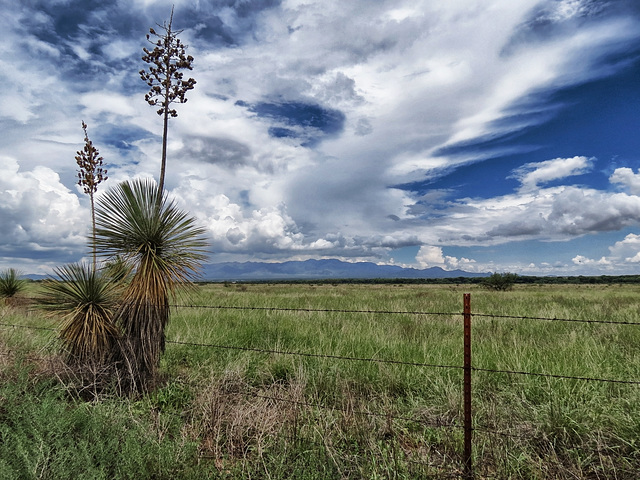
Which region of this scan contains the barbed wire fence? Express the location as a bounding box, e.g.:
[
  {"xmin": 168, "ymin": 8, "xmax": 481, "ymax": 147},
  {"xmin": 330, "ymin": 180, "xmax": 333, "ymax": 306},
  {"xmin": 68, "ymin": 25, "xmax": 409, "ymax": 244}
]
[{"xmin": 1, "ymin": 293, "xmax": 639, "ymax": 478}]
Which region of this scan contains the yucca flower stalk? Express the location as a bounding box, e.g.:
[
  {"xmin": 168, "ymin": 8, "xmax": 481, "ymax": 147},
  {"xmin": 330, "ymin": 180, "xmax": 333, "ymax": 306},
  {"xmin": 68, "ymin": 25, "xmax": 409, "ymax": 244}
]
[
  {"xmin": 76, "ymin": 121, "xmax": 108, "ymax": 270},
  {"xmin": 40, "ymin": 263, "xmax": 119, "ymax": 365},
  {"xmin": 139, "ymin": 6, "xmax": 196, "ymax": 194},
  {"xmin": 94, "ymin": 178, "xmax": 208, "ymax": 389}
]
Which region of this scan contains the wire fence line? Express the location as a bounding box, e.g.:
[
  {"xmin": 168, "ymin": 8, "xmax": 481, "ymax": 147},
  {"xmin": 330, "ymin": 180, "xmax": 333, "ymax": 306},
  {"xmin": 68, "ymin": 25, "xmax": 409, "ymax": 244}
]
[
  {"xmin": 2, "ymin": 296, "xmax": 639, "ymax": 479},
  {"xmin": 13, "ymin": 297, "xmax": 640, "ymax": 326},
  {"xmin": 471, "ymin": 366, "xmax": 640, "ymax": 385},
  {"xmin": 472, "ymin": 312, "xmax": 640, "ymax": 326},
  {"xmin": 2, "ymin": 299, "xmax": 640, "ymax": 386},
  {"xmin": 170, "ymin": 303, "xmax": 459, "ymax": 317},
  {"xmin": 166, "ymin": 338, "xmax": 640, "ymax": 386},
  {"xmin": 170, "ymin": 302, "xmax": 640, "ymax": 326},
  {"xmin": 0, "ymin": 321, "xmax": 56, "ymax": 332},
  {"xmin": 167, "ymin": 339, "xmax": 463, "ymax": 371}
]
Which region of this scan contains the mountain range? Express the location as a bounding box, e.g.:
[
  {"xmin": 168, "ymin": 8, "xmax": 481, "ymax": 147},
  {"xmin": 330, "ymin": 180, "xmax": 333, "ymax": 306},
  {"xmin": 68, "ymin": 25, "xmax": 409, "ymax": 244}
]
[{"xmin": 199, "ymin": 259, "xmax": 488, "ymax": 281}]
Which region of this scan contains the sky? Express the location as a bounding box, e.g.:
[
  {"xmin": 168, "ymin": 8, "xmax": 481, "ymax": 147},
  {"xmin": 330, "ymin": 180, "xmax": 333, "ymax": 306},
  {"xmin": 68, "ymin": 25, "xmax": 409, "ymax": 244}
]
[{"xmin": 1, "ymin": 0, "xmax": 640, "ymax": 277}]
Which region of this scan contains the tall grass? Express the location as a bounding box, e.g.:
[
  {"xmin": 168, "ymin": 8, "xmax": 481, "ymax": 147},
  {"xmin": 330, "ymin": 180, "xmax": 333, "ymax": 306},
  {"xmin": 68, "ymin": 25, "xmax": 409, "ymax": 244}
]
[{"xmin": 1, "ymin": 283, "xmax": 639, "ymax": 478}]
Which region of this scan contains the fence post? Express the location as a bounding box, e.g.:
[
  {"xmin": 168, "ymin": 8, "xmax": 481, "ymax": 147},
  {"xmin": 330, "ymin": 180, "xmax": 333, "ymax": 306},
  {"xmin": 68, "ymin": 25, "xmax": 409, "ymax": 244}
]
[{"xmin": 463, "ymin": 293, "xmax": 473, "ymax": 479}]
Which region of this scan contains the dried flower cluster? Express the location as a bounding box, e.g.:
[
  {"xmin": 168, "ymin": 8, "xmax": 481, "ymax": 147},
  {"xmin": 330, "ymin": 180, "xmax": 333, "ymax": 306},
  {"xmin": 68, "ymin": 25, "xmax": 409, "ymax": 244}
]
[
  {"xmin": 139, "ymin": 7, "xmax": 196, "ymax": 193},
  {"xmin": 76, "ymin": 121, "xmax": 107, "ymax": 196},
  {"xmin": 76, "ymin": 121, "xmax": 107, "ymax": 269},
  {"xmin": 140, "ymin": 26, "xmax": 196, "ymax": 117}
]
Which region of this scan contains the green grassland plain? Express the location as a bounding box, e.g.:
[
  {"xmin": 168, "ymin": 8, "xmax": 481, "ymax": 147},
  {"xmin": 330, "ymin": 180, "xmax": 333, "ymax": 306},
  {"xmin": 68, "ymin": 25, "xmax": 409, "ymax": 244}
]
[{"xmin": 1, "ymin": 282, "xmax": 639, "ymax": 479}]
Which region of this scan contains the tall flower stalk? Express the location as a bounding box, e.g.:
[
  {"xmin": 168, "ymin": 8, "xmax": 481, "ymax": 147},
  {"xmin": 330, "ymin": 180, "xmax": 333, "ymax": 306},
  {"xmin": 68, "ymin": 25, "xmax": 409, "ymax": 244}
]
[
  {"xmin": 139, "ymin": 6, "xmax": 196, "ymax": 194},
  {"xmin": 76, "ymin": 121, "xmax": 107, "ymax": 270}
]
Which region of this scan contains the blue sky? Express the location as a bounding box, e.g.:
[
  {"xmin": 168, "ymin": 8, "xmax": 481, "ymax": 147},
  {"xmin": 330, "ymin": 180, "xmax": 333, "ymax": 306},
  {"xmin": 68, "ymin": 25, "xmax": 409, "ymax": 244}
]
[{"xmin": 2, "ymin": 0, "xmax": 640, "ymax": 276}]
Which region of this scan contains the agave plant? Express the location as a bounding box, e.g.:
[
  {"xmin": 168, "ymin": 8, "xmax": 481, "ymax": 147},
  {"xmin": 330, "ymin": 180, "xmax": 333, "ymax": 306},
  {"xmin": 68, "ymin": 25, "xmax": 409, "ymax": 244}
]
[
  {"xmin": 94, "ymin": 178, "xmax": 208, "ymax": 389},
  {"xmin": 0, "ymin": 268, "xmax": 28, "ymax": 303},
  {"xmin": 40, "ymin": 263, "xmax": 120, "ymax": 364}
]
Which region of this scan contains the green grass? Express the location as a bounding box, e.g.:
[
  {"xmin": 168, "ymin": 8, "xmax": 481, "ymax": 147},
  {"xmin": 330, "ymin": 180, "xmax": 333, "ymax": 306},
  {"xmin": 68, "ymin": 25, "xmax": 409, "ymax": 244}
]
[{"xmin": 1, "ymin": 283, "xmax": 639, "ymax": 478}]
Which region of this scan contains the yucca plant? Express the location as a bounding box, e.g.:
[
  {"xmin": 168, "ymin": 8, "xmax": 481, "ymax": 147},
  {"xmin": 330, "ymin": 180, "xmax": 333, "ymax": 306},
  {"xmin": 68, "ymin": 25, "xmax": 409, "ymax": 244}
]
[
  {"xmin": 40, "ymin": 263, "xmax": 119, "ymax": 365},
  {"xmin": 94, "ymin": 178, "xmax": 208, "ymax": 390},
  {"xmin": 103, "ymin": 255, "xmax": 133, "ymax": 284},
  {"xmin": 0, "ymin": 268, "xmax": 28, "ymax": 304}
]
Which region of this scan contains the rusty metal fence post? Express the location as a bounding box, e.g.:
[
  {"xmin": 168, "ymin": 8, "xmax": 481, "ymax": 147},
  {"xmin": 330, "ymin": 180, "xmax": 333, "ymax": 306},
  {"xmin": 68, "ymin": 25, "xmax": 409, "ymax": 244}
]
[{"xmin": 463, "ymin": 293, "xmax": 473, "ymax": 479}]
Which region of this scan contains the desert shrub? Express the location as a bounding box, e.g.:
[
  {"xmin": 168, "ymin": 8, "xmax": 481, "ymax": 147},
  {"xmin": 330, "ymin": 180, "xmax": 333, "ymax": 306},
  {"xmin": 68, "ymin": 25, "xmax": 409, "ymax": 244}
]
[
  {"xmin": 484, "ymin": 272, "xmax": 518, "ymax": 291},
  {"xmin": 0, "ymin": 268, "xmax": 27, "ymax": 302}
]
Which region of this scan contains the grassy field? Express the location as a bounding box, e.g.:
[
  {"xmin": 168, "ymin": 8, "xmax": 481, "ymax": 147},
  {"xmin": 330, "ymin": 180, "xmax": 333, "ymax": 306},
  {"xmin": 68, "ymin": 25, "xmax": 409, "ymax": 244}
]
[{"xmin": 1, "ymin": 282, "xmax": 639, "ymax": 479}]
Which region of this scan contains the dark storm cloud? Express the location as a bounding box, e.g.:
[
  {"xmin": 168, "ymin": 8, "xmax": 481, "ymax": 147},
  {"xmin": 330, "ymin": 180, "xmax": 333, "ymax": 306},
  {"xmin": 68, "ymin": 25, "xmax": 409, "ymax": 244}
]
[
  {"xmin": 487, "ymin": 221, "xmax": 545, "ymax": 237},
  {"xmin": 180, "ymin": 135, "xmax": 252, "ymax": 168},
  {"xmin": 25, "ymin": 0, "xmax": 117, "ymax": 40},
  {"xmin": 179, "ymin": 0, "xmax": 282, "ymax": 45}
]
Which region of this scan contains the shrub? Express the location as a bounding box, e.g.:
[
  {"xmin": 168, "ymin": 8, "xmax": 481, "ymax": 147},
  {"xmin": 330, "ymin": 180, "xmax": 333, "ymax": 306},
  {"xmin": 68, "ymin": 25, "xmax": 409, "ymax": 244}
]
[
  {"xmin": 0, "ymin": 268, "xmax": 27, "ymax": 302},
  {"xmin": 484, "ymin": 272, "xmax": 518, "ymax": 291}
]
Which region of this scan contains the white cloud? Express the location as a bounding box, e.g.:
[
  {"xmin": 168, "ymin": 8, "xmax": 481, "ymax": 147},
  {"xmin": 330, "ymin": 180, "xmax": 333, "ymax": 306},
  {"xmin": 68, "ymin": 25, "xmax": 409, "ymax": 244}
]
[
  {"xmin": 511, "ymin": 156, "xmax": 593, "ymax": 191},
  {"xmin": 416, "ymin": 246, "xmax": 476, "ymax": 271},
  {"xmin": 606, "ymin": 233, "xmax": 640, "ymax": 263},
  {"xmin": 80, "ymin": 92, "xmax": 138, "ymax": 117},
  {"xmin": 572, "ymin": 255, "xmax": 611, "ymax": 266},
  {"xmin": 610, "ymin": 167, "xmax": 640, "ymax": 195},
  {"xmin": 0, "ymin": 156, "xmax": 87, "ymax": 272},
  {"xmin": 568, "ymin": 233, "xmax": 640, "ymax": 273}
]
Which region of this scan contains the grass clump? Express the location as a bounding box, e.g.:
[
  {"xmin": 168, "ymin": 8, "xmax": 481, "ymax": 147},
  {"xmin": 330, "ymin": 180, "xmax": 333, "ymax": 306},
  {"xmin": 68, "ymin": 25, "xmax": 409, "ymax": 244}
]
[{"xmin": 0, "ymin": 268, "xmax": 28, "ymax": 305}]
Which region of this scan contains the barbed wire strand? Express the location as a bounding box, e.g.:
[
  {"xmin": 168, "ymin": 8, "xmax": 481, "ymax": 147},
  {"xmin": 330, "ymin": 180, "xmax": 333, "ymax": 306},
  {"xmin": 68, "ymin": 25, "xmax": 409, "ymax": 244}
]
[
  {"xmin": 167, "ymin": 338, "xmax": 640, "ymax": 386},
  {"xmin": 170, "ymin": 303, "xmax": 458, "ymax": 317},
  {"xmin": 0, "ymin": 322, "xmax": 56, "ymax": 332},
  {"xmin": 167, "ymin": 339, "xmax": 462, "ymax": 371},
  {"xmin": 472, "ymin": 312, "xmax": 640, "ymax": 326},
  {"xmin": 2, "ymin": 322, "xmax": 638, "ymax": 385},
  {"xmin": 16, "ymin": 297, "xmax": 640, "ymax": 326},
  {"xmin": 471, "ymin": 366, "xmax": 640, "ymax": 385},
  {"xmin": 172, "ymin": 303, "xmax": 640, "ymax": 326}
]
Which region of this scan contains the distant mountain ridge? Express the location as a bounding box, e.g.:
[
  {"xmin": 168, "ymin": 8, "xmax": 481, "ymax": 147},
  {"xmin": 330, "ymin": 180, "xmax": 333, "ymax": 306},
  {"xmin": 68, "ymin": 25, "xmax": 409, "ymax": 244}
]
[{"xmin": 200, "ymin": 259, "xmax": 488, "ymax": 281}]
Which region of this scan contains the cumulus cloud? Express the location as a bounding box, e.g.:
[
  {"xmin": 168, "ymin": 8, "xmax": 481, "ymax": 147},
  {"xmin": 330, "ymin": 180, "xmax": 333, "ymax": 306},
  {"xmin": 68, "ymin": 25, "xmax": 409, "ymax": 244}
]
[
  {"xmin": 416, "ymin": 246, "xmax": 476, "ymax": 271},
  {"xmin": 610, "ymin": 167, "xmax": 640, "ymax": 194},
  {"xmin": 510, "ymin": 156, "xmax": 593, "ymax": 191},
  {"xmin": 0, "ymin": 156, "xmax": 87, "ymax": 272},
  {"xmin": 570, "ymin": 233, "xmax": 640, "ymax": 272},
  {"xmin": 572, "ymin": 255, "xmax": 611, "ymax": 266},
  {"xmin": 607, "ymin": 233, "xmax": 640, "ymax": 262}
]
